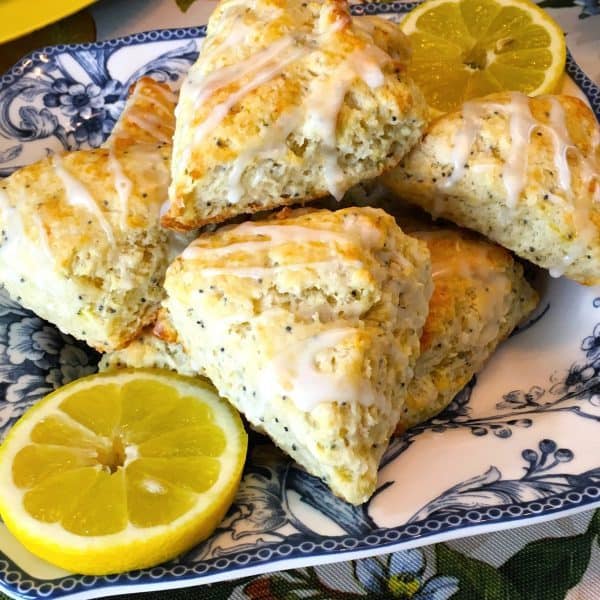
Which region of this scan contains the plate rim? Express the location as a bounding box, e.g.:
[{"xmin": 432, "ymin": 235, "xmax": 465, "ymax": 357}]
[{"xmin": 0, "ymin": 3, "xmax": 600, "ymax": 599}]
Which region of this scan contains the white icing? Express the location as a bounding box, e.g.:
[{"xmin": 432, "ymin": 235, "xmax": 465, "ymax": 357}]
[
  {"xmin": 549, "ymin": 254, "xmax": 576, "ymax": 278},
  {"xmin": 547, "ymin": 97, "xmax": 573, "ymax": 192},
  {"xmin": 261, "ymin": 328, "xmax": 376, "ymax": 412},
  {"xmin": 196, "ymin": 46, "xmax": 307, "ymax": 144},
  {"xmin": 126, "ymin": 112, "xmax": 172, "ymax": 144},
  {"xmin": 347, "ymin": 46, "xmax": 389, "ymax": 89},
  {"xmin": 53, "ymin": 155, "xmax": 115, "ymax": 244},
  {"xmin": 197, "ymin": 260, "xmax": 363, "ymax": 280},
  {"xmin": 31, "ymin": 213, "xmax": 55, "ymax": 266},
  {"xmin": 445, "ymin": 92, "xmax": 600, "ymax": 273},
  {"xmin": 444, "ymin": 101, "xmax": 483, "ymax": 189},
  {"xmin": 226, "ymin": 108, "xmax": 301, "ymax": 203},
  {"xmin": 182, "ymin": 223, "xmax": 358, "ymax": 261},
  {"xmin": 107, "ymin": 151, "xmax": 132, "ymax": 230},
  {"xmin": 502, "ymin": 93, "xmax": 537, "ymax": 208},
  {"xmin": 222, "ymin": 45, "xmax": 387, "ymax": 202},
  {"xmin": 153, "ymin": 84, "xmax": 178, "ymax": 106},
  {"xmin": 187, "ymin": 35, "xmax": 300, "ymax": 143},
  {"xmin": 303, "ymin": 65, "xmax": 357, "ymax": 200},
  {"xmin": 446, "ymin": 92, "xmax": 537, "ymax": 207}
]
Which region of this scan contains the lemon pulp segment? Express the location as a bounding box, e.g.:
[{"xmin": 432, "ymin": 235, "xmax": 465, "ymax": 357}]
[
  {"xmin": 0, "ymin": 369, "xmax": 247, "ymax": 574},
  {"xmin": 400, "ymin": 0, "xmax": 566, "ymax": 113}
]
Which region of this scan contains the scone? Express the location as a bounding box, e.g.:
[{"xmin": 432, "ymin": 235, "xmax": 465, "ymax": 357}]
[
  {"xmin": 106, "ymin": 76, "xmax": 177, "ymax": 149},
  {"xmin": 162, "ymin": 0, "xmax": 428, "ymax": 230},
  {"xmin": 99, "ymin": 328, "xmax": 195, "ymax": 376},
  {"xmin": 0, "ymin": 79, "xmax": 176, "ymax": 351},
  {"xmin": 396, "ymin": 228, "xmax": 538, "ymax": 433},
  {"xmin": 162, "ymin": 207, "xmax": 432, "ymax": 504},
  {"xmin": 381, "ymin": 92, "xmax": 600, "ymax": 285}
]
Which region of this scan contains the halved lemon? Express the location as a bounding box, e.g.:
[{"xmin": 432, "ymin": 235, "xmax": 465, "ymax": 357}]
[
  {"xmin": 0, "ymin": 369, "xmax": 247, "ymax": 575},
  {"xmin": 400, "ymin": 0, "xmax": 567, "ymax": 113}
]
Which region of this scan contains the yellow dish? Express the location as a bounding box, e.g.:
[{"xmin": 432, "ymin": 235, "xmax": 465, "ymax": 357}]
[{"xmin": 0, "ymin": 0, "xmax": 96, "ymax": 44}]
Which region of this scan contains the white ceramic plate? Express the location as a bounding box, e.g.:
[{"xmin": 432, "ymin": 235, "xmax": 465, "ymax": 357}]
[{"xmin": 0, "ymin": 3, "xmax": 599, "ymax": 599}]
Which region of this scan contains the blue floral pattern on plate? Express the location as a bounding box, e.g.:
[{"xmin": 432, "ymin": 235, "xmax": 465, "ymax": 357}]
[{"xmin": 0, "ymin": 3, "xmax": 599, "ymax": 599}]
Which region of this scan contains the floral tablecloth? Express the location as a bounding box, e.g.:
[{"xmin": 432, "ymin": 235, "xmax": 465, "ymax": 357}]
[{"xmin": 0, "ymin": 0, "xmax": 599, "ymax": 598}]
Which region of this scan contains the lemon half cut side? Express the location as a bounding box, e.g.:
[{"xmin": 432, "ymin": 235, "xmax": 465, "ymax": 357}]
[
  {"xmin": 0, "ymin": 369, "xmax": 248, "ymax": 575},
  {"xmin": 400, "ymin": 0, "xmax": 567, "ymax": 114}
]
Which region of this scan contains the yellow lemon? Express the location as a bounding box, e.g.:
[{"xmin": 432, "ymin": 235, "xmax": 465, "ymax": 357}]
[
  {"xmin": 400, "ymin": 0, "xmax": 567, "ymax": 113},
  {"xmin": 0, "ymin": 369, "xmax": 247, "ymax": 575}
]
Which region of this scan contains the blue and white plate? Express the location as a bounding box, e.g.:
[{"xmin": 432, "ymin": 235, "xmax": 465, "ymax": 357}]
[{"xmin": 1, "ymin": 3, "xmax": 600, "ymax": 599}]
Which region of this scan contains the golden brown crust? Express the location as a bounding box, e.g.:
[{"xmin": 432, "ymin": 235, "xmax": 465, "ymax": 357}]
[
  {"xmin": 106, "ymin": 77, "xmax": 177, "ymax": 150},
  {"xmin": 163, "ymin": 0, "xmax": 427, "ymax": 230},
  {"xmin": 382, "ymin": 92, "xmax": 600, "ymax": 285},
  {"xmin": 0, "ymin": 76, "xmax": 175, "ymax": 352},
  {"xmin": 152, "ymin": 308, "xmax": 180, "ymax": 343},
  {"xmin": 162, "ymin": 206, "xmax": 432, "ymax": 504},
  {"xmin": 393, "ymin": 228, "xmax": 538, "ymax": 433}
]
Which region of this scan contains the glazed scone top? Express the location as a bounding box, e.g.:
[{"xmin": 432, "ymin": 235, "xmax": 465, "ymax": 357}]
[
  {"xmin": 0, "ymin": 145, "xmax": 170, "ymax": 273},
  {"xmin": 413, "ymin": 229, "xmax": 518, "ymax": 353},
  {"xmin": 164, "ymin": 206, "xmax": 432, "ymax": 503},
  {"xmin": 396, "ymin": 93, "xmax": 599, "ymax": 277},
  {"xmin": 106, "ymin": 77, "xmax": 178, "ymax": 149},
  {"xmin": 165, "ymin": 0, "xmax": 423, "ymax": 228},
  {"xmin": 168, "ymin": 206, "xmax": 427, "ymax": 416},
  {"xmin": 442, "ymin": 93, "xmax": 598, "ymax": 208}
]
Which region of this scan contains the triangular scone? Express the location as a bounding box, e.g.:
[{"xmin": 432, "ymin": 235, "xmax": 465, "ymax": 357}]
[
  {"xmin": 395, "ymin": 228, "xmax": 538, "ymax": 433},
  {"xmin": 99, "ymin": 328, "xmax": 196, "ymax": 376},
  {"xmin": 106, "ymin": 76, "xmax": 177, "ymax": 149},
  {"xmin": 381, "ymin": 92, "xmax": 600, "ymax": 285},
  {"xmin": 162, "ymin": 0, "xmax": 427, "ymax": 230},
  {"xmin": 162, "ymin": 207, "xmax": 432, "ymax": 504},
  {"xmin": 0, "ymin": 79, "xmax": 176, "ymax": 351}
]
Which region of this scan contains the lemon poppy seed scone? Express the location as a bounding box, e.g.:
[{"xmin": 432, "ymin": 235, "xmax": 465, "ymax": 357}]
[
  {"xmin": 162, "ymin": 207, "xmax": 432, "ymax": 504},
  {"xmin": 381, "ymin": 92, "xmax": 600, "ymax": 285},
  {"xmin": 0, "ymin": 80, "xmax": 177, "ymax": 351},
  {"xmin": 395, "ymin": 228, "xmax": 538, "ymax": 433},
  {"xmin": 106, "ymin": 76, "xmax": 178, "ymax": 149},
  {"xmin": 162, "ymin": 0, "xmax": 427, "ymax": 230},
  {"xmin": 99, "ymin": 329, "xmax": 196, "ymax": 376}
]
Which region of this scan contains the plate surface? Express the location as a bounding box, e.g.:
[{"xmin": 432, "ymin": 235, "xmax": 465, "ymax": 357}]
[{"xmin": 1, "ymin": 3, "xmax": 600, "ymax": 599}]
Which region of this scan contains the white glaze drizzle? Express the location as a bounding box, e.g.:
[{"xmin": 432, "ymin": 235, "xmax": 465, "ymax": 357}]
[
  {"xmin": 195, "ymin": 46, "xmax": 307, "ymax": 144},
  {"xmin": 547, "ymin": 97, "xmax": 573, "ymax": 192},
  {"xmin": 226, "ymin": 108, "xmax": 301, "ymax": 203},
  {"xmin": 182, "ymin": 223, "xmax": 355, "ymax": 260},
  {"xmin": 192, "ymin": 35, "xmax": 294, "ymax": 108},
  {"xmin": 261, "ymin": 328, "xmax": 375, "ymax": 412},
  {"xmin": 126, "ymin": 112, "xmax": 172, "ymax": 144},
  {"xmin": 107, "ymin": 151, "xmax": 132, "ymax": 230},
  {"xmin": 197, "ymin": 260, "xmax": 362, "ymax": 280},
  {"xmin": 444, "ymin": 101, "xmax": 484, "ymax": 189},
  {"xmin": 445, "ymin": 92, "xmax": 600, "ymax": 274},
  {"xmin": 502, "ymin": 93, "xmax": 537, "ymax": 208},
  {"xmin": 303, "ymin": 64, "xmax": 357, "ymax": 200},
  {"xmin": 446, "ymin": 92, "xmax": 538, "ymax": 208},
  {"xmin": 31, "ymin": 212, "xmax": 55, "ymax": 266},
  {"xmin": 184, "ymin": 9, "xmax": 390, "ymax": 202},
  {"xmin": 220, "ymin": 44, "xmax": 388, "ymax": 202},
  {"xmin": 53, "ymin": 155, "xmax": 114, "ymax": 244},
  {"xmin": 189, "ymin": 36, "xmax": 300, "ymax": 143},
  {"xmin": 152, "ymin": 83, "xmax": 178, "ymax": 106}
]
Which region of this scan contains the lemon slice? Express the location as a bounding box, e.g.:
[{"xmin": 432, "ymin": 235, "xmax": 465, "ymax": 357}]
[
  {"xmin": 0, "ymin": 369, "xmax": 247, "ymax": 575},
  {"xmin": 400, "ymin": 0, "xmax": 567, "ymax": 113}
]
